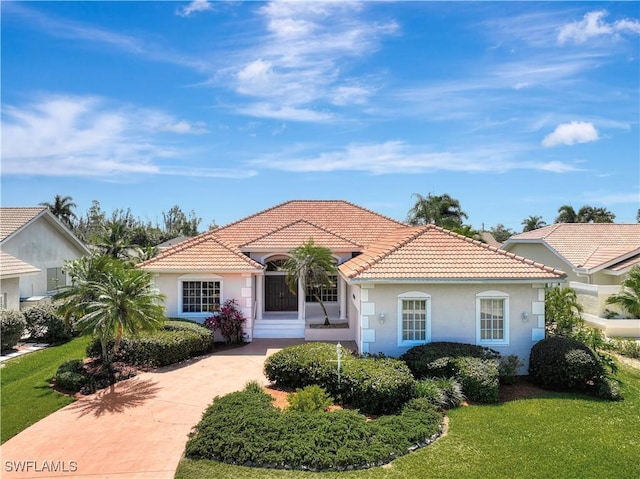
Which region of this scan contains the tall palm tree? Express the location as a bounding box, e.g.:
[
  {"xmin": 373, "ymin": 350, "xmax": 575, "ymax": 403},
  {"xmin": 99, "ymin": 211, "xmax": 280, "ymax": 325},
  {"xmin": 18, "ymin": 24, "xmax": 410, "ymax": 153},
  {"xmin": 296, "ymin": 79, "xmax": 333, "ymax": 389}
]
[
  {"xmin": 606, "ymin": 266, "xmax": 640, "ymax": 318},
  {"xmin": 407, "ymin": 193, "xmax": 468, "ymax": 229},
  {"xmin": 74, "ymin": 263, "xmax": 165, "ymax": 364},
  {"xmin": 40, "ymin": 195, "xmax": 77, "ymax": 227},
  {"xmin": 281, "ymin": 239, "xmax": 337, "ymax": 326},
  {"xmin": 96, "ymin": 221, "xmax": 132, "ymax": 260},
  {"xmin": 576, "ymin": 205, "xmax": 615, "ymax": 223},
  {"xmin": 522, "ymin": 215, "xmax": 546, "ymax": 232},
  {"xmin": 555, "ymin": 204, "xmax": 578, "ymax": 223}
]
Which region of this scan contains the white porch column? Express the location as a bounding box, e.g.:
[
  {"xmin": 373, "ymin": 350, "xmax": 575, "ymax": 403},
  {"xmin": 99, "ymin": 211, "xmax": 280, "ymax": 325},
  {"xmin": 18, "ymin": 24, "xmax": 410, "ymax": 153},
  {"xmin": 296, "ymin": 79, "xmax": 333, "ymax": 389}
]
[
  {"xmin": 255, "ymin": 274, "xmax": 263, "ymax": 320},
  {"xmin": 298, "ymin": 279, "xmax": 305, "ymax": 321},
  {"xmin": 339, "ymin": 276, "xmax": 347, "ymax": 320}
]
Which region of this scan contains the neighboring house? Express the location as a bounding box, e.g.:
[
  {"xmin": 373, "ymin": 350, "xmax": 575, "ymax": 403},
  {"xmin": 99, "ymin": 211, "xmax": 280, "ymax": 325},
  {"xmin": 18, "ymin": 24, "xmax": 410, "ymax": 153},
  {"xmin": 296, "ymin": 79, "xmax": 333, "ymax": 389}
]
[
  {"xmin": 0, "ymin": 208, "xmax": 90, "ymax": 307},
  {"xmin": 140, "ymin": 200, "xmax": 565, "ymax": 366},
  {"xmin": 156, "ymin": 236, "xmax": 190, "ymax": 251},
  {"xmin": 502, "ymin": 223, "xmax": 640, "ymax": 337}
]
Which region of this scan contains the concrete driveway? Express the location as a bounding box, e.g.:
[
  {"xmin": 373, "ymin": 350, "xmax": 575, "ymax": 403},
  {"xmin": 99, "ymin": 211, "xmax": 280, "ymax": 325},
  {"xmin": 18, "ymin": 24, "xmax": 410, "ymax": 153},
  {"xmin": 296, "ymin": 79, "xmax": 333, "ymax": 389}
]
[{"xmin": 1, "ymin": 339, "xmax": 305, "ymax": 479}]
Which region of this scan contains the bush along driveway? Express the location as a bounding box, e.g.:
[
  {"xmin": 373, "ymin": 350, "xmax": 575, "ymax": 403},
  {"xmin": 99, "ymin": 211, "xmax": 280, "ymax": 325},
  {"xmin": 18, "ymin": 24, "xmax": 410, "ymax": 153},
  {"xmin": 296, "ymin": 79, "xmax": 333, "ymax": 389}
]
[{"xmin": 1, "ymin": 339, "xmax": 304, "ymax": 479}]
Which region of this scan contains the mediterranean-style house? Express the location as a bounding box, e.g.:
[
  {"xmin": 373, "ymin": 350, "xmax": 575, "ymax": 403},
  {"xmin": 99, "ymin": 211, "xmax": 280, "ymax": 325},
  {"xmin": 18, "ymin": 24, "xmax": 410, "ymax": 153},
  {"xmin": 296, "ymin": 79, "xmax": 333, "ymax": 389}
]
[
  {"xmin": 502, "ymin": 223, "xmax": 640, "ymax": 337},
  {"xmin": 140, "ymin": 200, "xmax": 566, "ymax": 365},
  {"xmin": 0, "ymin": 207, "xmax": 90, "ymax": 309}
]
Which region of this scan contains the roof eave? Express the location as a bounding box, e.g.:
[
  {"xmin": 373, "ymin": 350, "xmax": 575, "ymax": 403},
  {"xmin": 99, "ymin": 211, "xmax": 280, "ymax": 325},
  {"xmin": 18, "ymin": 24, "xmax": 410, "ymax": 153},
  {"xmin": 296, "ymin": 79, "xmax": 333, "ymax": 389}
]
[{"xmin": 344, "ymin": 276, "xmax": 566, "ymax": 285}]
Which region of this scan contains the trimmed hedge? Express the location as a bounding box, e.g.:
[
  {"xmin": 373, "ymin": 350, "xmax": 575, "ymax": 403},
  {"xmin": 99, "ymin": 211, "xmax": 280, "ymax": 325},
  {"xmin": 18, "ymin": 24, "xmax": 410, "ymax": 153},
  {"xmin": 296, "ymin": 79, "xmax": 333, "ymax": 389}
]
[
  {"xmin": 400, "ymin": 342, "xmax": 499, "ymax": 379},
  {"xmin": 1, "ymin": 310, "xmax": 26, "ymax": 352},
  {"xmin": 185, "ymin": 384, "xmax": 443, "ymax": 471},
  {"xmin": 23, "ymin": 301, "xmax": 74, "ymax": 343},
  {"xmin": 86, "ymin": 320, "xmax": 213, "ymax": 367},
  {"xmin": 414, "ymin": 377, "xmax": 465, "ymax": 409},
  {"xmin": 529, "ymin": 336, "xmax": 606, "ymax": 392},
  {"xmin": 454, "ymin": 357, "xmax": 500, "ymax": 403},
  {"xmin": 264, "ymin": 343, "xmax": 414, "ymax": 415}
]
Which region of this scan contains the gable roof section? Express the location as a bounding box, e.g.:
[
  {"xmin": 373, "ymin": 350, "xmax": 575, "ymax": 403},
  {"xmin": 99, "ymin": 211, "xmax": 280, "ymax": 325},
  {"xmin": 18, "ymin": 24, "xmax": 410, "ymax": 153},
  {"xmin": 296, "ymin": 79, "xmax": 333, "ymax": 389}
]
[
  {"xmin": 213, "ymin": 200, "xmax": 406, "ymax": 248},
  {"xmin": 0, "ymin": 207, "xmax": 90, "ymax": 254},
  {"xmin": 138, "ymin": 235, "xmax": 263, "ymax": 272},
  {"xmin": 0, "ymin": 207, "xmax": 48, "ymax": 241},
  {"xmin": 0, "ymin": 251, "xmax": 40, "ymax": 278},
  {"xmin": 503, "ymin": 223, "xmax": 640, "ymax": 273},
  {"xmin": 239, "ymin": 219, "xmax": 362, "ymax": 251},
  {"xmin": 340, "ymin": 225, "xmax": 565, "ymax": 282}
]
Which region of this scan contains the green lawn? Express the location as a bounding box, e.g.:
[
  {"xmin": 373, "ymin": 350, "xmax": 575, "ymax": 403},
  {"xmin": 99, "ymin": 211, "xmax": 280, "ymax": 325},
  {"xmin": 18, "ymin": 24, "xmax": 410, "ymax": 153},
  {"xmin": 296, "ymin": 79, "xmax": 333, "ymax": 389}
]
[
  {"xmin": 176, "ymin": 364, "xmax": 640, "ymax": 479},
  {"xmin": 1, "ymin": 336, "xmax": 91, "ymax": 443}
]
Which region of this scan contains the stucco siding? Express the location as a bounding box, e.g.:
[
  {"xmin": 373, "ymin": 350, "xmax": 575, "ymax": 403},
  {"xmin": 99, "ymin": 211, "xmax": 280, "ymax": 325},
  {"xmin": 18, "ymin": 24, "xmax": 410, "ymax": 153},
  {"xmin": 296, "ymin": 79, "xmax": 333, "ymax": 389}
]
[
  {"xmin": 360, "ymin": 282, "xmax": 545, "ymax": 370},
  {"xmin": 506, "ymin": 244, "xmax": 577, "ymax": 282},
  {"xmin": 2, "ymin": 218, "xmax": 86, "ymax": 298},
  {"xmin": 1, "ymin": 277, "xmax": 21, "ymax": 310}
]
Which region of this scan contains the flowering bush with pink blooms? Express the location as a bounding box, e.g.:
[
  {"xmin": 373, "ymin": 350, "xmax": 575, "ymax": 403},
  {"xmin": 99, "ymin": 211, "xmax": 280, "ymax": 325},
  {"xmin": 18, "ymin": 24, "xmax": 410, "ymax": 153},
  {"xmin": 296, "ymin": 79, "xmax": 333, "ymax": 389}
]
[{"xmin": 204, "ymin": 299, "xmax": 246, "ymax": 344}]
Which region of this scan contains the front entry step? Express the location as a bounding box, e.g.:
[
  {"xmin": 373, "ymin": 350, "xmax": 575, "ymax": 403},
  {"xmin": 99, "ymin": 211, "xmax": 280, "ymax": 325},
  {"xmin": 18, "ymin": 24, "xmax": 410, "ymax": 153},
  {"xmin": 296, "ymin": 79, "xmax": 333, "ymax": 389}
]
[{"xmin": 253, "ymin": 319, "xmax": 305, "ymax": 338}]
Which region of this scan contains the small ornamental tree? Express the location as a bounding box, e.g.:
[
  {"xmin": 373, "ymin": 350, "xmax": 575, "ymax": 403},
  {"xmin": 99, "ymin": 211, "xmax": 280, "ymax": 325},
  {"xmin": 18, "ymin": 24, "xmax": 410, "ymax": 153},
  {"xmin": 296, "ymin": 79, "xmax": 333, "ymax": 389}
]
[{"xmin": 205, "ymin": 299, "xmax": 246, "ymax": 344}]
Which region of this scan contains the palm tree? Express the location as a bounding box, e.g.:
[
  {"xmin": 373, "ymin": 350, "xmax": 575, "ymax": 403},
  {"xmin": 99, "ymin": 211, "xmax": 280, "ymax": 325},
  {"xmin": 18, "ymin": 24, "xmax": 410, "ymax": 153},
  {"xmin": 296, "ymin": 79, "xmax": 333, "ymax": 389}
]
[
  {"xmin": 555, "ymin": 204, "xmax": 578, "ymax": 223},
  {"xmin": 407, "ymin": 193, "xmax": 468, "ymax": 229},
  {"xmin": 40, "ymin": 195, "xmax": 77, "ymax": 227},
  {"xmin": 545, "ymin": 287, "xmax": 584, "ymax": 337},
  {"xmin": 522, "ymin": 215, "xmax": 546, "ymax": 232},
  {"xmin": 281, "ymin": 239, "xmax": 337, "ymax": 326},
  {"xmin": 576, "ymin": 205, "xmax": 615, "ymax": 223},
  {"xmin": 73, "ymin": 263, "xmax": 165, "ymax": 364},
  {"xmin": 606, "ymin": 266, "xmax": 640, "ymax": 318},
  {"xmin": 96, "ymin": 221, "xmax": 132, "ymax": 260}
]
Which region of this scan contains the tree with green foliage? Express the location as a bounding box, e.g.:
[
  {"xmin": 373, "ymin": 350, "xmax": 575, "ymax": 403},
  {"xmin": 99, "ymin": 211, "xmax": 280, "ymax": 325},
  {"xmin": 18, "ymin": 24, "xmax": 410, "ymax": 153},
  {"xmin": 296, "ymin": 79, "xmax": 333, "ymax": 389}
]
[
  {"xmin": 96, "ymin": 221, "xmax": 132, "ymax": 260},
  {"xmin": 40, "ymin": 195, "xmax": 77, "ymax": 227},
  {"xmin": 606, "ymin": 266, "xmax": 640, "ymax": 318},
  {"xmin": 522, "ymin": 215, "xmax": 546, "ymax": 232},
  {"xmin": 555, "ymin": 204, "xmax": 578, "ymax": 223},
  {"xmin": 281, "ymin": 239, "xmax": 337, "ymax": 326},
  {"xmin": 162, "ymin": 205, "xmax": 201, "ymax": 237},
  {"xmin": 577, "ymin": 205, "xmax": 615, "ymax": 223},
  {"xmin": 57, "ymin": 259, "xmax": 164, "ymax": 364},
  {"xmin": 489, "ymin": 224, "xmax": 514, "ymax": 243},
  {"xmin": 545, "ymin": 287, "xmax": 584, "ymax": 337},
  {"xmin": 407, "ymin": 193, "xmax": 468, "ymax": 229}
]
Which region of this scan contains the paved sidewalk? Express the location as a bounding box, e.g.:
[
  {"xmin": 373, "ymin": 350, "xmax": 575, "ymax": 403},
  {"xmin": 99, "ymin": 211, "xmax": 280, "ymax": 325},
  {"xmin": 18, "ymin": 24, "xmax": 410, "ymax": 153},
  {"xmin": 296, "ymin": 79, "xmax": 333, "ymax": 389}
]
[{"xmin": 1, "ymin": 339, "xmax": 304, "ymax": 479}]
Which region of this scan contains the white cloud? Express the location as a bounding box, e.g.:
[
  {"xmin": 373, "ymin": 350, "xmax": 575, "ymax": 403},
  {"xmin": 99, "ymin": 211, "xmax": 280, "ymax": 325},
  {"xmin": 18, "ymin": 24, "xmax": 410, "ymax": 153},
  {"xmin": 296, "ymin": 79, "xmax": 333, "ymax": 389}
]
[
  {"xmin": 0, "ymin": 94, "xmax": 250, "ymax": 179},
  {"xmin": 542, "ymin": 121, "xmax": 599, "ymax": 147},
  {"xmin": 250, "ymin": 141, "xmax": 580, "ymax": 175},
  {"xmin": 237, "ymin": 103, "xmax": 333, "ymax": 122},
  {"xmin": 558, "ymin": 10, "xmax": 640, "ymax": 45},
  {"xmin": 176, "ymin": 0, "xmax": 213, "ymax": 18}
]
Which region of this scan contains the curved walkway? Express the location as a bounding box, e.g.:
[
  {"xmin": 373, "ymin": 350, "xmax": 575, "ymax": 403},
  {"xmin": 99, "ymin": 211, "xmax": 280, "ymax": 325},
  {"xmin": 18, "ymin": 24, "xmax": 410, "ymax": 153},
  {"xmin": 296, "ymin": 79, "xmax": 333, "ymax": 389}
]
[{"xmin": 1, "ymin": 339, "xmax": 304, "ymax": 479}]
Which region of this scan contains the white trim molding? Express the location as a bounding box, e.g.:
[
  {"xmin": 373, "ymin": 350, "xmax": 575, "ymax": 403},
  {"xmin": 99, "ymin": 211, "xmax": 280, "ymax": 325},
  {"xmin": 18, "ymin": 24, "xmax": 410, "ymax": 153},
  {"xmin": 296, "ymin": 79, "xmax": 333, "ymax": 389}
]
[
  {"xmin": 397, "ymin": 291, "xmax": 432, "ymax": 347},
  {"xmin": 177, "ymin": 273, "xmax": 224, "ymax": 319},
  {"xmin": 476, "ymin": 290, "xmax": 510, "ymax": 346}
]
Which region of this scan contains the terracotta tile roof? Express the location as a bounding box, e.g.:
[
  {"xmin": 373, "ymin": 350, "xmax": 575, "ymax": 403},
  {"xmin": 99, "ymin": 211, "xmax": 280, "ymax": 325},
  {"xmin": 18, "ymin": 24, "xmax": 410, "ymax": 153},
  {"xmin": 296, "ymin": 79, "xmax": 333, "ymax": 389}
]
[
  {"xmin": 239, "ymin": 220, "xmax": 362, "ymax": 251},
  {"xmin": 0, "ymin": 251, "xmax": 40, "ymax": 277},
  {"xmin": 0, "ymin": 208, "xmax": 46, "ymax": 242},
  {"xmin": 138, "ymin": 235, "xmax": 263, "ymax": 272},
  {"xmin": 213, "ymin": 200, "xmax": 406, "ymax": 248},
  {"xmin": 339, "ymin": 225, "xmax": 565, "ymax": 281},
  {"xmin": 607, "ymin": 254, "xmax": 640, "ymax": 272},
  {"xmin": 505, "ymin": 223, "xmax": 640, "ymax": 272}
]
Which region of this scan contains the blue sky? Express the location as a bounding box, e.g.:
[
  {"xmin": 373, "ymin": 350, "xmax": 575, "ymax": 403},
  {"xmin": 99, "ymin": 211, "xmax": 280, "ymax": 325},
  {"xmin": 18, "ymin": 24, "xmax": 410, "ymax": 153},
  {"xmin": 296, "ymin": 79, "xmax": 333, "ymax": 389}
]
[{"xmin": 2, "ymin": 1, "xmax": 639, "ymax": 232}]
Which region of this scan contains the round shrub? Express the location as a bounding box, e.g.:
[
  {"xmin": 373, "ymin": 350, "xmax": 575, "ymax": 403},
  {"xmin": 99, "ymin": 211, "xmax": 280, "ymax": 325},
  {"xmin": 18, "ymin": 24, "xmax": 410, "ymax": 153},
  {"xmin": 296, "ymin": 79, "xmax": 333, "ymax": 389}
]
[
  {"xmin": 86, "ymin": 320, "xmax": 214, "ymax": 367},
  {"xmin": 453, "ymin": 357, "xmax": 500, "ymax": 403},
  {"xmin": 287, "ymin": 385, "xmax": 333, "ymax": 413},
  {"xmin": 54, "ymin": 359, "xmax": 87, "ymax": 392},
  {"xmin": 400, "ymin": 342, "xmax": 499, "ymax": 379},
  {"xmin": 1, "ymin": 309, "xmax": 26, "ymax": 352},
  {"xmin": 264, "ymin": 342, "xmax": 354, "ymax": 389},
  {"xmin": 415, "ymin": 378, "xmax": 465, "ymax": 409},
  {"xmin": 529, "ymin": 337, "xmax": 605, "ymax": 392},
  {"xmin": 338, "ymin": 357, "xmax": 416, "ymax": 415},
  {"xmin": 23, "ymin": 302, "xmax": 74, "ymax": 343}
]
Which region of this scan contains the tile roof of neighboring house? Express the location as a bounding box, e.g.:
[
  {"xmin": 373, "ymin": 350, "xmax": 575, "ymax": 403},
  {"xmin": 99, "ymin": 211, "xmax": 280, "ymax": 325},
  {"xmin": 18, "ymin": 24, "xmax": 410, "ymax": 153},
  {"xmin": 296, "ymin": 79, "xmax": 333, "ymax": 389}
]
[
  {"xmin": 138, "ymin": 235, "xmax": 263, "ymax": 272},
  {"xmin": 504, "ymin": 223, "xmax": 640, "ymax": 272},
  {"xmin": 480, "ymin": 231, "xmax": 502, "ymax": 248},
  {"xmin": 239, "ymin": 220, "xmax": 362, "ymax": 251},
  {"xmin": 0, "ymin": 251, "xmax": 40, "ymax": 277},
  {"xmin": 339, "ymin": 225, "xmax": 566, "ymax": 281},
  {"xmin": 0, "ymin": 207, "xmax": 47, "ymax": 241}
]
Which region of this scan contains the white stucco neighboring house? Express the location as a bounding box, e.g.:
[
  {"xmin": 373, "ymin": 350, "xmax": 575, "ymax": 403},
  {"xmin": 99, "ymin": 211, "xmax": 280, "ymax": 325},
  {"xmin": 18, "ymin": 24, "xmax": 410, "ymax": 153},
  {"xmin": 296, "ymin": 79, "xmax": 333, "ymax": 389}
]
[
  {"xmin": 139, "ymin": 200, "xmax": 566, "ymax": 368},
  {"xmin": 0, "ymin": 207, "xmax": 90, "ymax": 308},
  {"xmin": 0, "ymin": 251, "xmax": 40, "ymax": 310},
  {"xmin": 502, "ymin": 223, "xmax": 640, "ymax": 337}
]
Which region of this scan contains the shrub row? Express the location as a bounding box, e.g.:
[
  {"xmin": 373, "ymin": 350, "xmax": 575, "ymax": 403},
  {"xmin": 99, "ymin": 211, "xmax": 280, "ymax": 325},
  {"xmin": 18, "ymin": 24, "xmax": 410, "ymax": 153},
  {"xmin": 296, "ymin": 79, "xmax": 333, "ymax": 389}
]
[
  {"xmin": 0, "ymin": 310, "xmax": 26, "ymax": 352},
  {"xmin": 23, "ymin": 302, "xmax": 75, "ymax": 343},
  {"xmin": 400, "ymin": 342, "xmax": 501, "ymax": 403},
  {"xmin": 529, "ymin": 336, "xmax": 621, "ymax": 400},
  {"xmin": 264, "ymin": 343, "xmax": 414, "ymax": 414},
  {"xmin": 185, "ymin": 384, "xmax": 443, "ymax": 471},
  {"xmin": 86, "ymin": 320, "xmax": 213, "ymax": 367}
]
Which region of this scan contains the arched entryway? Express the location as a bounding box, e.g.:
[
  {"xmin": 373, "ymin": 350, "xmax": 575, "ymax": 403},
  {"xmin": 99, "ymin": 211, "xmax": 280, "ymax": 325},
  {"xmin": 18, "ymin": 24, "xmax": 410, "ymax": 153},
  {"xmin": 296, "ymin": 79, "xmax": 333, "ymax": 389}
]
[{"xmin": 264, "ymin": 257, "xmax": 297, "ymax": 312}]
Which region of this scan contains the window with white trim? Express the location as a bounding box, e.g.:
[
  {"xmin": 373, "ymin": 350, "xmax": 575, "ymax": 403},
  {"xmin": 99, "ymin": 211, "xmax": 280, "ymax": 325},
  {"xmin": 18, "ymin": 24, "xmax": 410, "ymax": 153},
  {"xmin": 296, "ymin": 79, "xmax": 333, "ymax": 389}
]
[
  {"xmin": 476, "ymin": 291, "xmax": 509, "ymax": 346},
  {"xmin": 398, "ymin": 291, "xmax": 431, "ymax": 346},
  {"xmin": 181, "ymin": 280, "xmax": 220, "ymax": 314}
]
